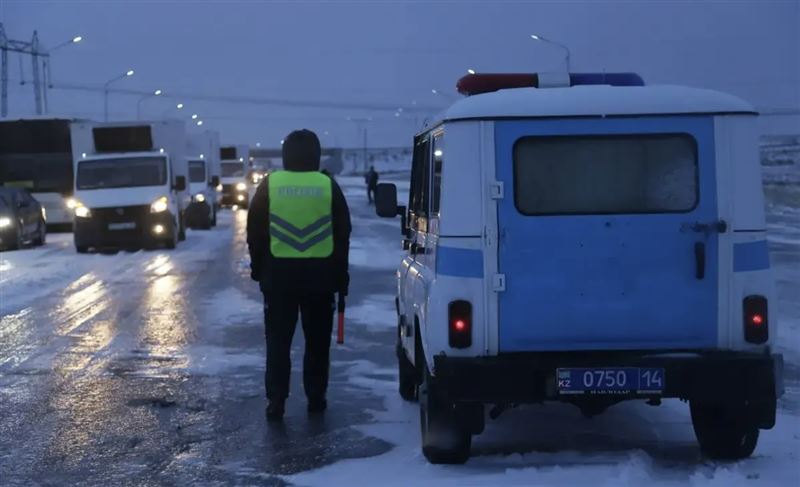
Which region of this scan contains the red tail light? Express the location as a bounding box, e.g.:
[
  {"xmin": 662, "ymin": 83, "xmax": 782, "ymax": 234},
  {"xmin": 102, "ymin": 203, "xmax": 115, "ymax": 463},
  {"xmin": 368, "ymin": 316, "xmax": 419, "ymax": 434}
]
[
  {"xmin": 448, "ymin": 300, "xmax": 472, "ymax": 349},
  {"xmin": 743, "ymin": 295, "xmax": 768, "ymax": 344}
]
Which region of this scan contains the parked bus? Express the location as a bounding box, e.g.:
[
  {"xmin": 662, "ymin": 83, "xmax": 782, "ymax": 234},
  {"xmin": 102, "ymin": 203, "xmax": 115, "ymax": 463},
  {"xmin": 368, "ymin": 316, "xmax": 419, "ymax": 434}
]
[{"xmin": 0, "ymin": 117, "xmax": 78, "ymax": 229}]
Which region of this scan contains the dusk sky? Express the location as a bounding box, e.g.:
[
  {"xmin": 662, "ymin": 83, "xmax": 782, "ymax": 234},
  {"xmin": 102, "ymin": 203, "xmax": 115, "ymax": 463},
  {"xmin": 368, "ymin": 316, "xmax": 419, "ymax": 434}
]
[{"xmin": 1, "ymin": 0, "xmax": 798, "ymax": 147}]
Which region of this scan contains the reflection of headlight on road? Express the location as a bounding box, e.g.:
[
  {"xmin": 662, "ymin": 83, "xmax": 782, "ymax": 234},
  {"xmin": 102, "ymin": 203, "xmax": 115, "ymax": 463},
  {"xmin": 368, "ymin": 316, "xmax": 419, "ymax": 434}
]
[
  {"xmin": 236, "ymin": 182, "xmax": 247, "ymax": 191},
  {"xmin": 193, "ymin": 193, "xmax": 206, "ymax": 203},
  {"xmin": 66, "ymin": 198, "xmax": 78, "ymax": 209},
  {"xmin": 0, "ymin": 217, "xmax": 12, "ymax": 228},
  {"xmin": 150, "ymin": 196, "xmax": 169, "ymax": 213},
  {"xmin": 75, "ymin": 206, "xmax": 91, "ymax": 218},
  {"xmin": 237, "ymin": 194, "xmax": 245, "ymax": 202}
]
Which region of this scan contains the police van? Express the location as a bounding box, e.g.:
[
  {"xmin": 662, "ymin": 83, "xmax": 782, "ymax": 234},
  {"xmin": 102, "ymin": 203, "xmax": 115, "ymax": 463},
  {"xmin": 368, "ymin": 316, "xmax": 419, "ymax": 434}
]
[{"xmin": 375, "ymin": 72, "xmax": 784, "ymax": 464}]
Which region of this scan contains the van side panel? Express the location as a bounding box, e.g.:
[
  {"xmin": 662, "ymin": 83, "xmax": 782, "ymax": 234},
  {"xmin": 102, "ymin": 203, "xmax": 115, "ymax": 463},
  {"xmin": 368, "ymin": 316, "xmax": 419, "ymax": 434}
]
[
  {"xmin": 495, "ymin": 116, "xmax": 719, "ymax": 352},
  {"xmin": 714, "ymin": 115, "xmax": 774, "ymax": 352}
]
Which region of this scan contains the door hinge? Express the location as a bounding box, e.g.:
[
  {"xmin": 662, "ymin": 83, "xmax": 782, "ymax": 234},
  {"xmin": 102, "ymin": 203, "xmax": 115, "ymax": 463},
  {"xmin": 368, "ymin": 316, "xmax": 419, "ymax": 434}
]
[
  {"xmin": 492, "ymin": 273, "xmax": 506, "ymax": 292},
  {"xmin": 489, "ymin": 181, "xmax": 504, "ymax": 199}
]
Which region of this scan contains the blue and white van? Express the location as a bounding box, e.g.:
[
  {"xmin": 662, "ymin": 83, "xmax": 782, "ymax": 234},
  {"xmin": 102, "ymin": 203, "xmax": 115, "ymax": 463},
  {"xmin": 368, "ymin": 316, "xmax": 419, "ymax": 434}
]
[{"xmin": 375, "ymin": 73, "xmax": 784, "ymax": 464}]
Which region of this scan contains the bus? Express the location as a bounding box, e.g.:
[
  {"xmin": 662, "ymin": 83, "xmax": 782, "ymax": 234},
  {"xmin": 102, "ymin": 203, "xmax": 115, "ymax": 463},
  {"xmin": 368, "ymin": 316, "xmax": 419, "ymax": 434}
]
[{"xmin": 0, "ymin": 118, "xmax": 78, "ymax": 229}]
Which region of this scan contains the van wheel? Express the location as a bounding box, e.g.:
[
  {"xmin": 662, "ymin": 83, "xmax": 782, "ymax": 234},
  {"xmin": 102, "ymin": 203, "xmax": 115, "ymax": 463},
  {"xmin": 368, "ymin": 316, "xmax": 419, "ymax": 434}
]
[
  {"xmin": 398, "ymin": 337, "xmax": 417, "ymax": 401},
  {"xmin": 165, "ymin": 222, "xmax": 178, "ymax": 249},
  {"xmin": 178, "ymin": 217, "xmax": 186, "ymax": 241},
  {"xmin": 76, "ymin": 246, "xmax": 89, "ymax": 254},
  {"xmin": 211, "ymin": 207, "xmax": 217, "ymax": 227},
  {"xmin": 419, "ymin": 366, "xmax": 471, "ymax": 464},
  {"xmin": 33, "ymin": 219, "xmax": 46, "ymax": 246},
  {"xmin": 691, "ymin": 401, "xmax": 759, "ymax": 460},
  {"xmin": 8, "ymin": 222, "xmax": 22, "ymax": 250}
]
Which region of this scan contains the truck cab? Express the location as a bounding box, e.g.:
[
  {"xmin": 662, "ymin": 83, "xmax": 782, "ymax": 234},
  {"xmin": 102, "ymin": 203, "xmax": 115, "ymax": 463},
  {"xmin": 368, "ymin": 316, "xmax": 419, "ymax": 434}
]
[
  {"xmin": 70, "ymin": 121, "xmax": 188, "ymax": 252},
  {"xmin": 376, "ymin": 72, "xmax": 783, "ymax": 464},
  {"xmin": 219, "ymin": 145, "xmax": 250, "ymax": 209}
]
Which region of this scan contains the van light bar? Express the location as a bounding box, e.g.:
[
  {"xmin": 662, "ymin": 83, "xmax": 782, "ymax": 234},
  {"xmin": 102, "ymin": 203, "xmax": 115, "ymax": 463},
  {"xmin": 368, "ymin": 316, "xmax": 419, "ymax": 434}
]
[{"xmin": 456, "ymin": 72, "xmax": 645, "ymax": 96}]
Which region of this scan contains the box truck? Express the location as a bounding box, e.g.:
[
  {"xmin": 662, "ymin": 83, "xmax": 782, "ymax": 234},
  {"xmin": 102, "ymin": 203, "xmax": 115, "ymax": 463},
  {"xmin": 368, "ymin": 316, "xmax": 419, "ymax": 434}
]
[
  {"xmin": 219, "ymin": 144, "xmax": 250, "ymax": 209},
  {"xmin": 70, "ymin": 120, "xmax": 189, "ymax": 252},
  {"xmin": 185, "ymin": 130, "xmax": 221, "ymax": 229}
]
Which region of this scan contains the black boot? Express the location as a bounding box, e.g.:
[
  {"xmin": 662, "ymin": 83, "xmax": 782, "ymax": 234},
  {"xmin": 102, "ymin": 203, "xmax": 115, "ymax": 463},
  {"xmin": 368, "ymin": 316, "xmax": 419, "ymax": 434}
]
[
  {"xmin": 266, "ymin": 401, "xmax": 285, "ymax": 421},
  {"xmin": 307, "ymin": 398, "xmax": 327, "ymax": 414}
]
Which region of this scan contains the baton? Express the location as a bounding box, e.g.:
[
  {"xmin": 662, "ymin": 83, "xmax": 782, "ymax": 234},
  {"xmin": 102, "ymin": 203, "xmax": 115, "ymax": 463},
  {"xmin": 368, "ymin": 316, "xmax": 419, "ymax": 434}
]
[{"xmin": 337, "ymin": 294, "xmax": 346, "ymax": 345}]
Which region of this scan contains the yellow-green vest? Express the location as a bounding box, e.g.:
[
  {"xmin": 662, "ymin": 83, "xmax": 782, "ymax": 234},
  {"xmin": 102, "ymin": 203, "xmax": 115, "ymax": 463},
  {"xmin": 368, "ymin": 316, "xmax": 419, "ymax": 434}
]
[{"xmin": 268, "ymin": 171, "xmax": 333, "ymax": 258}]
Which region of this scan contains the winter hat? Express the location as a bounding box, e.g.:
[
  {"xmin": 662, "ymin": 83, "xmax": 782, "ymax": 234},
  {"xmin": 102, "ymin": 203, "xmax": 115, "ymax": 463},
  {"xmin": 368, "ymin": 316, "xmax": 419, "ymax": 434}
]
[{"xmin": 282, "ymin": 129, "xmax": 321, "ymax": 171}]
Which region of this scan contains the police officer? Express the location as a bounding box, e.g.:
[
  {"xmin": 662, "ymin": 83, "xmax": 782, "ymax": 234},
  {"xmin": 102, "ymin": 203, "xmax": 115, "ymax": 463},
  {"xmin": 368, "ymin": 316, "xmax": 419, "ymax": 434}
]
[{"xmin": 247, "ymin": 129, "xmax": 351, "ymax": 421}]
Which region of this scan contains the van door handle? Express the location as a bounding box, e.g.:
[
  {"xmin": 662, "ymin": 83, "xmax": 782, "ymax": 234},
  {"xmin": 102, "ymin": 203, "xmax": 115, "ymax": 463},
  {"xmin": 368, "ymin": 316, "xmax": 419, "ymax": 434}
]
[
  {"xmin": 694, "ymin": 242, "xmax": 706, "ymax": 280},
  {"xmin": 682, "ymin": 219, "xmax": 728, "ymax": 234}
]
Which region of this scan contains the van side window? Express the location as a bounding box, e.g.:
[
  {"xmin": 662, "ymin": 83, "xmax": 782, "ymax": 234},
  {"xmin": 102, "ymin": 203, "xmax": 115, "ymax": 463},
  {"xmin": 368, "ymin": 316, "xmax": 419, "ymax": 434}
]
[
  {"xmin": 409, "ymin": 135, "xmax": 431, "ymax": 224},
  {"xmin": 432, "ymin": 134, "xmax": 443, "ymax": 215}
]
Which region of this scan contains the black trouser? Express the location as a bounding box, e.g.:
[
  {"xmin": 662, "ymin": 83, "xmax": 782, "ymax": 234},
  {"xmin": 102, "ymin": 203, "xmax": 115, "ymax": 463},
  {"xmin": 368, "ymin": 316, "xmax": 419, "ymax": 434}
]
[
  {"xmin": 263, "ymin": 291, "xmax": 334, "ymax": 402},
  {"xmin": 367, "ymin": 186, "xmax": 376, "ymax": 203}
]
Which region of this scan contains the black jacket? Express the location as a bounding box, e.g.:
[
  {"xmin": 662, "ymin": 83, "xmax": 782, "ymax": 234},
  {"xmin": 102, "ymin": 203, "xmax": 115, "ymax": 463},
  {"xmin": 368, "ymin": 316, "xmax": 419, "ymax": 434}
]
[{"xmin": 247, "ymin": 171, "xmax": 351, "ymax": 295}]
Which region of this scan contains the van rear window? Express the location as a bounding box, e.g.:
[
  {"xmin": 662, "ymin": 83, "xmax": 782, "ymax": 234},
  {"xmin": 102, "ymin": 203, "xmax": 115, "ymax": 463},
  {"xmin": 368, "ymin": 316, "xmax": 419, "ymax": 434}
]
[{"xmin": 513, "ymin": 134, "xmax": 698, "ymax": 215}]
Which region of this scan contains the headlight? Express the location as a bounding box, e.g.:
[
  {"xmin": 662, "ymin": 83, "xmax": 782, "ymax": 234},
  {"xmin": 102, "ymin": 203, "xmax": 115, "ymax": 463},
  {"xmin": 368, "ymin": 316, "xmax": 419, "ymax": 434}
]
[
  {"xmin": 215, "ymin": 184, "xmax": 223, "ymax": 192},
  {"xmin": 0, "ymin": 217, "xmax": 12, "ymax": 228},
  {"xmin": 74, "ymin": 206, "xmax": 91, "ymax": 218},
  {"xmin": 193, "ymin": 193, "xmax": 206, "ymax": 203},
  {"xmin": 150, "ymin": 196, "xmax": 169, "ymax": 213},
  {"xmin": 66, "ymin": 198, "xmax": 78, "ymax": 209},
  {"xmin": 236, "ymin": 182, "xmax": 247, "ymax": 191},
  {"xmin": 41, "ymin": 207, "xmax": 47, "ymax": 220}
]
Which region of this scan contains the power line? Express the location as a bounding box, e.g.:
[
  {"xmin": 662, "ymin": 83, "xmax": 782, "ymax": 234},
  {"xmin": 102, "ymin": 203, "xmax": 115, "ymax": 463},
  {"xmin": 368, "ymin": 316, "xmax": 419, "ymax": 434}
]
[{"xmin": 47, "ymin": 80, "xmax": 445, "ymax": 114}]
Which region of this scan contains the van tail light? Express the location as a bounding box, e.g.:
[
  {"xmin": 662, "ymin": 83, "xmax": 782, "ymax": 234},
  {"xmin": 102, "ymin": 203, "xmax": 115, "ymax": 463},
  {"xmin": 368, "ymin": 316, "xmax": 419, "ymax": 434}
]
[
  {"xmin": 448, "ymin": 300, "xmax": 472, "ymax": 349},
  {"xmin": 743, "ymin": 295, "xmax": 768, "ymax": 344}
]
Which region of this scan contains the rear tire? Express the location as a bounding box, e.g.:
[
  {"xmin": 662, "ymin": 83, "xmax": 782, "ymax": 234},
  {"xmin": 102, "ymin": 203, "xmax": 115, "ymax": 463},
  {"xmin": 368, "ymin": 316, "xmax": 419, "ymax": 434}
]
[
  {"xmin": 75, "ymin": 245, "xmax": 89, "ymax": 254},
  {"xmin": 211, "ymin": 207, "xmax": 217, "ymax": 227},
  {"xmin": 691, "ymin": 401, "xmax": 759, "ymax": 460},
  {"xmin": 178, "ymin": 216, "xmax": 186, "ymax": 241},
  {"xmin": 33, "ymin": 219, "xmax": 46, "ymax": 246},
  {"xmin": 165, "ymin": 222, "xmax": 178, "ymax": 249},
  {"xmin": 419, "ymin": 366, "xmax": 471, "ymax": 464},
  {"xmin": 398, "ymin": 341, "xmax": 417, "ymax": 401}
]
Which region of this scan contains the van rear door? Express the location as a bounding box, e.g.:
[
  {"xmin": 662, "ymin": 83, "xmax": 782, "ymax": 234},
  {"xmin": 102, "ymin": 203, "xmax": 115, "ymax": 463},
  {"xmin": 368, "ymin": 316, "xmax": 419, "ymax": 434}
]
[{"xmin": 495, "ymin": 117, "xmax": 719, "ymax": 352}]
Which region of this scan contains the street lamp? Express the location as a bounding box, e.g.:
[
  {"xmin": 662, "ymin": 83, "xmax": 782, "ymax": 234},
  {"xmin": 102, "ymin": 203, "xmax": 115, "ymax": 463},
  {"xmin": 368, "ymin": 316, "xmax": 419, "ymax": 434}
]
[
  {"xmin": 136, "ymin": 89, "xmax": 162, "ymax": 120},
  {"xmin": 42, "ymin": 34, "xmax": 83, "ymax": 113},
  {"xmin": 191, "ymin": 114, "xmax": 198, "ymax": 120},
  {"xmin": 530, "ymin": 33, "xmax": 571, "ymax": 71},
  {"xmin": 196, "ymin": 120, "xmax": 203, "ymax": 126},
  {"xmin": 467, "ymin": 69, "xmax": 476, "ymax": 75},
  {"xmin": 162, "ymin": 102, "xmax": 184, "ymax": 118},
  {"xmin": 103, "ymin": 69, "xmax": 134, "ymax": 121},
  {"xmin": 431, "ymin": 88, "xmax": 457, "ymax": 102}
]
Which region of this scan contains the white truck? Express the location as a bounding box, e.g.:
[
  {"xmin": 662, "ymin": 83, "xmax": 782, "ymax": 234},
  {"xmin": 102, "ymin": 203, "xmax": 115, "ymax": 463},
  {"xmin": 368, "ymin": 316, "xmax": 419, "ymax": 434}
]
[
  {"xmin": 70, "ymin": 120, "xmax": 189, "ymax": 252},
  {"xmin": 185, "ymin": 130, "xmax": 221, "ymax": 229},
  {"xmin": 219, "ymin": 144, "xmax": 250, "ymax": 209}
]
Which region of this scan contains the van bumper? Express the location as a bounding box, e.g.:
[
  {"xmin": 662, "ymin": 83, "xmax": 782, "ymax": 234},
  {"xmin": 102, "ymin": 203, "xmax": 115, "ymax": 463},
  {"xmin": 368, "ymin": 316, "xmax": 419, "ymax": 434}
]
[
  {"xmin": 185, "ymin": 201, "xmax": 211, "ymax": 228},
  {"xmin": 74, "ymin": 209, "xmax": 175, "ymax": 249},
  {"xmin": 433, "ymin": 351, "xmax": 783, "ymax": 415}
]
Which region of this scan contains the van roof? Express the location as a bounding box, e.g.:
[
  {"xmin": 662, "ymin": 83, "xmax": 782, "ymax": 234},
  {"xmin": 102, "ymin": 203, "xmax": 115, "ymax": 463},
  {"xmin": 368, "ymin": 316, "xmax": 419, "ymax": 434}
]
[{"xmin": 436, "ymin": 85, "xmax": 756, "ymax": 125}]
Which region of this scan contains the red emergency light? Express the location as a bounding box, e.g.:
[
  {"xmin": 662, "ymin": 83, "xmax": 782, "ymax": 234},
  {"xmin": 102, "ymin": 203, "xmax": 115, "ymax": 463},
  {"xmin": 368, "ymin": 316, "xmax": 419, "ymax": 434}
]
[{"xmin": 456, "ymin": 72, "xmax": 645, "ymax": 96}]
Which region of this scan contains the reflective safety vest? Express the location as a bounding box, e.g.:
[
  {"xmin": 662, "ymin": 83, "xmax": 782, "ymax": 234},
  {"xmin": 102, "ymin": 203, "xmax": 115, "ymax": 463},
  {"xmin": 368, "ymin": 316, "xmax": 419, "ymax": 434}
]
[{"xmin": 268, "ymin": 170, "xmax": 333, "ymax": 258}]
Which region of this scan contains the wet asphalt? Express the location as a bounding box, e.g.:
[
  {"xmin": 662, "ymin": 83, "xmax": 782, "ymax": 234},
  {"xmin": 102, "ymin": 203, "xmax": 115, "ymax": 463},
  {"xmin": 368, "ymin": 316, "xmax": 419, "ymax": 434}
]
[{"xmin": 0, "ymin": 180, "xmax": 401, "ymax": 486}]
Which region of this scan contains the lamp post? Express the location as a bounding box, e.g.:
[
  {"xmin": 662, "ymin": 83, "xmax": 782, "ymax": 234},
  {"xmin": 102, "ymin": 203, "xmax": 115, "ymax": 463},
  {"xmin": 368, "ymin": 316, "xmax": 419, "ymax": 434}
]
[
  {"xmin": 103, "ymin": 69, "xmax": 134, "ymax": 121},
  {"xmin": 431, "ymin": 88, "xmax": 457, "ymax": 102},
  {"xmin": 136, "ymin": 89, "xmax": 162, "ymax": 120},
  {"xmin": 162, "ymin": 102, "xmax": 184, "ymax": 118},
  {"xmin": 42, "ymin": 35, "xmax": 82, "ymax": 113},
  {"xmin": 530, "ymin": 34, "xmax": 571, "ymax": 71}
]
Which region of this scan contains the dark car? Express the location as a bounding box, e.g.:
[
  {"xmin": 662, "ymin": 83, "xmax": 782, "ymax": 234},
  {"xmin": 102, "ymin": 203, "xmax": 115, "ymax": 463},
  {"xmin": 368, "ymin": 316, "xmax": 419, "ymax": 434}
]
[{"xmin": 0, "ymin": 188, "xmax": 47, "ymax": 250}]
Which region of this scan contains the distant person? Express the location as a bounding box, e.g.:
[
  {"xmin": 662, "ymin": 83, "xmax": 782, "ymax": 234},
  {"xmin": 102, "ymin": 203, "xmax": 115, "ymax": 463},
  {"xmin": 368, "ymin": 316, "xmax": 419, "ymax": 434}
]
[
  {"xmin": 365, "ymin": 166, "xmax": 379, "ymax": 204},
  {"xmin": 247, "ymin": 129, "xmax": 351, "ymax": 422}
]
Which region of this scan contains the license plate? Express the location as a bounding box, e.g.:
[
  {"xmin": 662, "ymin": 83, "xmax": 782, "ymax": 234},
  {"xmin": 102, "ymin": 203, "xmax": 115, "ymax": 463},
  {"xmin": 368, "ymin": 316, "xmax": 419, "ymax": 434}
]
[
  {"xmin": 557, "ymin": 367, "xmax": 665, "ymax": 395},
  {"xmin": 108, "ymin": 222, "xmax": 136, "ymax": 230}
]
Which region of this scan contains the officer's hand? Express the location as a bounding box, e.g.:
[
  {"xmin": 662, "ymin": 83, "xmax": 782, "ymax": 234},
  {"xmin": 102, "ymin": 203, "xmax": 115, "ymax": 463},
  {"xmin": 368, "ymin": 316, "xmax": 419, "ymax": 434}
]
[{"xmin": 338, "ymin": 271, "xmax": 350, "ymax": 296}]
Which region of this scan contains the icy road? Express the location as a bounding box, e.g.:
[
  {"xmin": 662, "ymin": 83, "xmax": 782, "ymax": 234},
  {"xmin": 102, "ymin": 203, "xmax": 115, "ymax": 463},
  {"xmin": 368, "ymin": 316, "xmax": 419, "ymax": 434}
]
[{"xmin": 1, "ymin": 177, "xmax": 798, "ymax": 486}]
